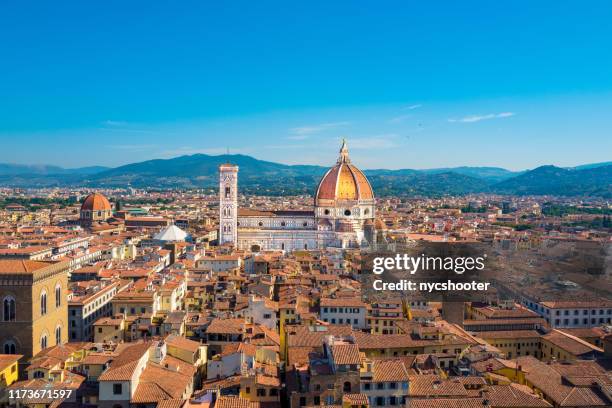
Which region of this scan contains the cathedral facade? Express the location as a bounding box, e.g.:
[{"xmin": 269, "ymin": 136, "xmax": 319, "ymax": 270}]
[{"xmin": 219, "ymin": 140, "xmax": 378, "ymax": 251}]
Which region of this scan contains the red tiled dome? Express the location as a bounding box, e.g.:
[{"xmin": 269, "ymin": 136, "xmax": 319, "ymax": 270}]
[
  {"xmin": 315, "ymin": 140, "xmax": 374, "ymax": 205},
  {"xmin": 81, "ymin": 193, "xmax": 112, "ymax": 212}
]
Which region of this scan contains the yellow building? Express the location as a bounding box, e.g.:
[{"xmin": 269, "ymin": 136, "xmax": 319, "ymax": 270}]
[
  {"xmin": 0, "ymin": 354, "xmax": 22, "ymax": 390},
  {"xmin": 540, "ymin": 329, "xmax": 603, "ymax": 362},
  {"xmin": 111, "ymin": 290, "xmax": 158, "ymax": 316},
  {"xmin": 93, "ymin": 316, "xmax": 125, "ymax": 343},
  {"xmin": 0, "ymin": 260, "xmax": 69, "ymax": 368},
  {"xmin": 476, "ymin": 330, "xmax": 542, "ymax": 359}
]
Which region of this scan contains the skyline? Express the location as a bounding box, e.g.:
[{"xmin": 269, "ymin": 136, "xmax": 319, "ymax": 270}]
[{"xmin": 1, "ymin": 1, "xmax": 612, "ymax": 169}]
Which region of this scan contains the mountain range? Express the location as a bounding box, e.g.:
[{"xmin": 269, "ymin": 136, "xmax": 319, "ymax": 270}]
[{"xmin": 0, "ymin": 155, "xmax": 609, "ymax": 198}]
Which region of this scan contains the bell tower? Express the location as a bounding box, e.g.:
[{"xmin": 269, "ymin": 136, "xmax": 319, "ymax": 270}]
[{"xmin": 219, "ymin": 163, "xmax": 238, "ymax": 245}]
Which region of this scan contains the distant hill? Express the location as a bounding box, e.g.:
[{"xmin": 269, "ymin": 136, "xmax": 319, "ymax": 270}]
[
  {"xmin": 492, "ymin": 165, "xmax": 612, "ymax": 198},
  {"xmin": 0, "ymin": 155, "xmax": 609, "ymax": 197},
  {"xmin": 571, "ymin": 161, "xmax": 612, "ymax": 170},
  {"xmin": 418, "ymin": 166, "xmax": 521, "ymax": 183},
  {"xmin": 0, "ymin": 163, "xmax": 109, "ymax": 176},
  {"xmin": 88, "ymin": 154, "xmax": 491, "ymax": 195}
]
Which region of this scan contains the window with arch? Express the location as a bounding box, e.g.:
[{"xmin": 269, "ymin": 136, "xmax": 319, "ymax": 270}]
[
  {"xmin": 3, "ymin": 296, "xmax": 16, "ymax": 321},
  {"xmin": 55, "ymin": 284, "xmax": 61, "ymax": 308},
  {"xmin": 40, "ymin": 334, "xmax": 48, "ymax": 350},
  {"xmin": 40, "ymin": 291, "xmax": 47, "ymax": 315},
  {"xmin": 3, "ymin": 340, "xmax": 16, "ymax": 354},
  {"xmin": 55, "ymin": 326, "xmax": 62, "ymax": 345},
  {"xmin": 343, "ymin": 381, "xmax": 352, "ymax": 392}
]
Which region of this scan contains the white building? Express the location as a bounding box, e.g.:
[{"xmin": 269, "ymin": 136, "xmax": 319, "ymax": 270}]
[
  {"xmin": 196, "ymin": 254, "xmax": 242, "ymax": 272},
  {"xmin": 320, "ymin": 297, "xmax": 367, "ymax": 329},
  {"xmin": 521, "ymin": 299, "xmax": 612, "ymax": 328},
  {"xmin": 219, "ymin": 140, "xmax": 380, "ymax": 252},
  {"xmin": 219, "ymin": 163, "xmax": 239, "ymax": 245},
  {"xmin": 245, "ymin": 295, "xmax": 278, "ymax": 330}
]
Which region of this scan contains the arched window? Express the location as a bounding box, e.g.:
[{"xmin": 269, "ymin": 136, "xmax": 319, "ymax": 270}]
[
  {"xmin": 55, "ymin": 326, "xmax": 62, "ymax": 345},
  {"xmin": 55, "ymin": 284, "xmax": 62, "ymax": 308},
  {"xmin": 3, "ymin": 340, "xmax": 16, "ymax": 354},
  {"xmin": 343, "ymin": 381, "xmax": 352, "ymax": 392},
  {"xmin": 3, "ymin": 296, "xmax": 16, "ymax": 321},
  {"xmin": 40, "ymin": 334, "xmax": 48, "ymax": 350},
  {"xmin": 40, "ymin": 291, "xmax": 47, "ymax": 315}
]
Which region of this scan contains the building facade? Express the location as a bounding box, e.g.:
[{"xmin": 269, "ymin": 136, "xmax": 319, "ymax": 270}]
[
  {"xmin": 219, "ymin": 163, "xmax": 239, "ymax": 245},
  {"xmin": 220, "ymin": 140, "xmax": 378, "ymax": 252},
  {"xmin": 68, "ymin": 281, "xmax": 120, "ymax": 341},
  {"xmin": 0, "ymin": 260, "xmax": 69, "ymax": 367}
]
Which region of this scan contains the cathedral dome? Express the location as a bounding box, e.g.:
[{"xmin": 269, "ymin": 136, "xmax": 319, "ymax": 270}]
[
  {"xmin": 315, "ymin": 140, "xmax": 374, "ymax": 205},
  {"xmin": 81, "ymin": 193, "xmax": 112, "ymax": 212}
]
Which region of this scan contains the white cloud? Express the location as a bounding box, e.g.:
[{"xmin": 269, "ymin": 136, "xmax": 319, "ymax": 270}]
[
  {"xmin": 448, "ymin": 112, "xmax": 516, "ymax": 123},
  {"xmin": 286, "ymin": 134, "xmax": 310, "ymax": 140},
  {"xmin": 289, "ymin": 121, "xmax": 350, "ymax": 136},
  {"xmin": 403, "ymin": 104, "xmax": 422, "ymax": 110},
  {"xmin": 389, "ymin": 114, "xmax": 412, "ymax": 124},
  {"xmin": 102, "ymin": 120, "xmax": 128, "ymax": 126}
]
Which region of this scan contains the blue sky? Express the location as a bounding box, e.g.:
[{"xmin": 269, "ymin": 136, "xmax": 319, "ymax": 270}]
[{"xmin": 1, "ymin": 1, "xmax": 611, "ymax": 170}]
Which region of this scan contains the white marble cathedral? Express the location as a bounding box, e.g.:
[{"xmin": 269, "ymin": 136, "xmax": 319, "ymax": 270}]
[{"xmin": 219, "ymin": 140, "xmax": 379, "ymax": 251}]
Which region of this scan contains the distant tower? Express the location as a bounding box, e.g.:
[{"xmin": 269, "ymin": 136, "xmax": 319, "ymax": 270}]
[{"xmin": 219, "ymin": 163, "xmax": 239, "ymax": 245}]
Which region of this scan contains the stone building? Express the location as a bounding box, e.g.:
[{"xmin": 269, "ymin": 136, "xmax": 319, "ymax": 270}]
[{"xmin": 0, "ymin": 259, "xmax": 70, "ymax": 368}]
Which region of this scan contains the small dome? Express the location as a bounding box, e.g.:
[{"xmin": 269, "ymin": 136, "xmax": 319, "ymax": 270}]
[
  {"xmin": 81, "ymin": 193, "xmax": 112, "ymax": 212},
  {"xmin": 315, "ymin": 140, "xmax": 374, "ymax": 205}
]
